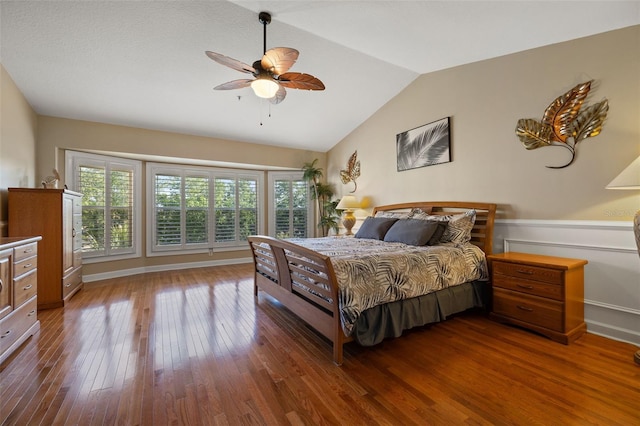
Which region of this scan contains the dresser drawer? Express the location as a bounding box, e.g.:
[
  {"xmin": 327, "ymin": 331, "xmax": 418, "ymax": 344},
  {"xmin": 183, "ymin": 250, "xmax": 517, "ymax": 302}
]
[
  {"xmin": 14, "ymin": 255, "xmax": 37, "ymax": 279},
  {"xmin": 13, "ymin": 242, "xmax": 37, "ymax": 262},
  {"xmin": 493, "ymin": 288, "xmax": 563, "ymax": 332},
  {"xmin": 492, "ymin": 275, "xmax": 563, "ymax": 301},
  {"xmin": 14, "ymin": 271, "xmax": 37, "ymax": 307},
  {"xmin": 493, "ymin": 261, "xmax": 564, "ymax": 285},
  {"xmin": 0, "ymin": 297, "xmax": 37, "ymax": 353},
  {"xmin": 63, "ymin": 268, "xmax": 82, "ymax": 299}
]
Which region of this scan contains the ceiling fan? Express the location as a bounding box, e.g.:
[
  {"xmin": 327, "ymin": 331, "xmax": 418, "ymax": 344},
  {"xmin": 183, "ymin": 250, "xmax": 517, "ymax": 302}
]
[{"xmin": 205, "ymin": 12, "xmax": 325, "ymax": 104}]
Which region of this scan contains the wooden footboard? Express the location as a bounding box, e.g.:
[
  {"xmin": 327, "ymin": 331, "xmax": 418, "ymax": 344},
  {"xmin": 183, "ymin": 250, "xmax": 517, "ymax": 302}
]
[{"xmin": 248, "ymin": 235, "xmax": 352, "ymax": 365}]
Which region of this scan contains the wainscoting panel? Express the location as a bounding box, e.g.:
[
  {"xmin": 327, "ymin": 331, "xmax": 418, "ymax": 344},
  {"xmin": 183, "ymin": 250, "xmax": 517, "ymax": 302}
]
[{"xmin": 494, "ymin": 220, "xmax": 640, "ymax": 346}]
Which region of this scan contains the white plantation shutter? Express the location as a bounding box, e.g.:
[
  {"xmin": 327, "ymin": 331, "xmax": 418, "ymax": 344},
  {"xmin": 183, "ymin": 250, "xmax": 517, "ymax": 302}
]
[
  {"xmin": 78, "ymin": 165, "xmax": 106, "ymax": 254},
  {"xmin": 148, "ymin": 164, "xmax": 262, "ymax": 253},
  {"xmin": 291, "ymin": 180, "xmax": 309, "ymax": 237},
  {"xmin": 185, "ymin": 176, "xmax": 209, "ymax": 244},
  {"xmin": 154, "ymin": 174, "xmax": 182, "ymax": 246},
  {"xmin": 274, "ymin": 179, "xmax": 291, "ymax": 237},
  {"xmin": 238, "ymin": 177, "xmax": 258, "ymax": 240},
  {"xmin": 214, "ymin": 177, "xmax": 236, "ymax": 243},
  {"xmin": 108, "ymin": 168, "xmax": 134, "ymax": 250},
  {"xmin": 66, "ymin": 151, "xmax": 141, "ymax": 261},
  {"xmin": 268, "ymin": 172, "xmax": 312, "ymax": 238}
]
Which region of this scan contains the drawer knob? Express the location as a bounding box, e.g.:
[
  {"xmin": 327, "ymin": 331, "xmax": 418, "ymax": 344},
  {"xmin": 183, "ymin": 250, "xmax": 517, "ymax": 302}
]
[
  {"xmin": 0, "ymin": 278, "xmax": 3, "ymax": 291},
  {"xmin": 23, "ymin": 284, "xmax": 33, "ymax": 291},
  {"xmin": 23, "ymin": 263, "xmax": 32, "ymax": 269},
  {"xmin": 65, "ymin": 283, "xmax": 71, "ymax": 287},
  {"xmin": 23, "ymin": 248, "xmax": 33, "ymax": 253},
  {"xmin": 0, "ymin": 330, "xmax": 11, "ymax": 338},
  {"xmin": 516, "ymin": 269, "xmax": 533, "ymax": 275},
  {"xmin": 28, "ymin": 310, "xmax": 36, "ymax": 317},
  {"xmin": 517, "ymin": 305, "xmax": 534, "ymax": 312}
]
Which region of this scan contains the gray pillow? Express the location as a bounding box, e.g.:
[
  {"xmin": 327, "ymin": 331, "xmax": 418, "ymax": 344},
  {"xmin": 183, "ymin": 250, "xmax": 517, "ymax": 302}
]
[
  {"xmin": 354, "ymin": 217, "xmax": 398, "ymax": 240},
  {"xmin": 427, "ymin": 221, "xmax": 448, "ymax": 245},
  {"xmin": 383, "ymin": 219, "xmax": 439, "ymax": 246}
]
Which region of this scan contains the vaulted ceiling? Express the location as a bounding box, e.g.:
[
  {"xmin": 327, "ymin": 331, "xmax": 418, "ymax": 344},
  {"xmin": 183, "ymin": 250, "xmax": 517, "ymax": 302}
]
[{"xmin": 1, "ymin": 1, "xmax": 638, "ymax": 151}]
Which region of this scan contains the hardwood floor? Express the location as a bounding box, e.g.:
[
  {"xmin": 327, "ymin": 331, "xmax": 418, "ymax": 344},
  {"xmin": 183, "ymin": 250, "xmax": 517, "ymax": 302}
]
[{"xmin": 1, "ymin": 264, "xmax": 638, "ymax": 425}]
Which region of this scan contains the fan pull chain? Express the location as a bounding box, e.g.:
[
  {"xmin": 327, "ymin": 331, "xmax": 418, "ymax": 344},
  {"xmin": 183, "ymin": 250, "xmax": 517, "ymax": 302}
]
[
  {"xmin": 258, "ymin": 100, "xmax": 273, "ymax": 126},
  {"xmin": 259, "ymin": 100, "xmax": 264, "ymax": 126}
]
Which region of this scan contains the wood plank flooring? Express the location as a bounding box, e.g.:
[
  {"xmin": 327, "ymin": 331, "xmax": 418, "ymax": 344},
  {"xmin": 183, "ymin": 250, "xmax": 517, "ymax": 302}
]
[{"xmin": 1, "ymin": 264, "xmax": 638, "ymax": 425}]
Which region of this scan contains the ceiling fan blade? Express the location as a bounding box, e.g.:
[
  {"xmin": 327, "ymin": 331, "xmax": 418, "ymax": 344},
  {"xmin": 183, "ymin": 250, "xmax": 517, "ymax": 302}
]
[
  {"xmin": 205, "ymin": 51, "xmax": 255, "ymax": 74},
  {"xmin": 278, "ymin": 73, "xmax": 325, "ymax": 91},
  {"xmin": 261, "ymin": 48, "xmax": 299, "ymax": 76},
  {"xmin": 269, "ymin": 85, "xmax": 287, "ymax": 104},
  {"xmin": 213, "ymin": 79, "xmax": 254, "ymax": 90}
]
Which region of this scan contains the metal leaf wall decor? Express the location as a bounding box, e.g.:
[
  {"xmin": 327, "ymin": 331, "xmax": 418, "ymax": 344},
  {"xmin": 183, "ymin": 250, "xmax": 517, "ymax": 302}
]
[
  {"xmin": 515, "ymin": 80, "xmax": 609, "ymax": 168},
  {"xmin": 340, "ymin": 151, "xmax": 360, "ymax": 192}
]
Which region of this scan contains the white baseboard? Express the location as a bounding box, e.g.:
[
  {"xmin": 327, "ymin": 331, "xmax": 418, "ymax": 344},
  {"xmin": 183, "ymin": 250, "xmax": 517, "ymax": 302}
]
[
  {"xmin": 83, "ymin": 257, "xmax": 253, "ymax": 283},
  {"xmin": 494, "ymin": 219, "xmax": 640, "ymax": 346}
]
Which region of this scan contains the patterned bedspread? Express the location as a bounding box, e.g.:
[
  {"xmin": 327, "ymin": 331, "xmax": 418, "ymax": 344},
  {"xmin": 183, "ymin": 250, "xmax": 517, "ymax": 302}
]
[{"xmin": 286, "ymin": 237, "xmax": 488, "ymax": 336}]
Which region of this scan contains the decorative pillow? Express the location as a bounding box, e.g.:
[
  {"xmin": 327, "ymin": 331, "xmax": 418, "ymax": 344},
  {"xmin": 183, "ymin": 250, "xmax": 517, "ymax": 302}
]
[
  {"xmin": 427, "ymin": 221, "xmax": 448, "ymax": 245},
  {"xmin": 354, "ymin": 217, "xmax": 398, "ymax": 240},
  {"xmin": 374, "ymin": 210, "xmax": 412, "ymax": 219},
  {"xmin": 383, "ymin": 219, "xmax": 439, "ymax": 246},
  {"xmin": 412, "ymin": 209, "xmax": 476, "ymax": 244}
]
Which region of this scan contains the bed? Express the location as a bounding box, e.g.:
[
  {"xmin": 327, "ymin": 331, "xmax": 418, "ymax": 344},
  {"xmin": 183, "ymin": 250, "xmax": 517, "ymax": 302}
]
[{"xmin": 248, "ymin": 201, "xmax": 497, "ymax": 365}]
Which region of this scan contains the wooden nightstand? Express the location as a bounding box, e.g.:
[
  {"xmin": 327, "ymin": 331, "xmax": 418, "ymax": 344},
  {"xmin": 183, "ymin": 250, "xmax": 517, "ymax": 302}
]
[{"xmin": 487, "ymin": 252, "xmax": 587, "ymax": 344}]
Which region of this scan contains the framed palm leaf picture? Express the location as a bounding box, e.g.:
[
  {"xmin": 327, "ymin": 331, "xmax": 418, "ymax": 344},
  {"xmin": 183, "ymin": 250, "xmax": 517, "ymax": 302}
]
[{"xmin": 396, "ymin": 117, "xmax": 451, "ymax": 171}]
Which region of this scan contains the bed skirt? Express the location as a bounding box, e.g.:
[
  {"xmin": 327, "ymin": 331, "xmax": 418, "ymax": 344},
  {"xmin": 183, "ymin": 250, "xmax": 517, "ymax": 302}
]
[{"xmin": 352, "ymin": 280, "xmax": 487, "ymax": 346}]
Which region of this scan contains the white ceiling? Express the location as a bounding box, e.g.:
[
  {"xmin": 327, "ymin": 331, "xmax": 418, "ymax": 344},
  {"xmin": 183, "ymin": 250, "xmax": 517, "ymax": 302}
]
[{"xmin": 1, "ymin": 1, "xmax": 638, "ymax": 152}]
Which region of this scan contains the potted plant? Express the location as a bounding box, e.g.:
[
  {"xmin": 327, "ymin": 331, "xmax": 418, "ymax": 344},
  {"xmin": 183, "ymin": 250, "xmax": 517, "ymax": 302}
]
[{"xmin": 301, "ymin": 159, "xmax": 340, "ymax": 236}]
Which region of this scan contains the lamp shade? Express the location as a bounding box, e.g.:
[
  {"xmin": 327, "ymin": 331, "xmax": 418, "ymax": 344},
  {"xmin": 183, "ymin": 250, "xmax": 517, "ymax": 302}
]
[
  {"xmin": 606, "ymin": 156, "xmax": 640, "ymax": 190},
  {"xmin": 336, "ymin": 195, "xmax": 360, "ymax": 210},
  {"xmin": 251, "ymin": 77, "xmax": 279, "ymax": 99}
]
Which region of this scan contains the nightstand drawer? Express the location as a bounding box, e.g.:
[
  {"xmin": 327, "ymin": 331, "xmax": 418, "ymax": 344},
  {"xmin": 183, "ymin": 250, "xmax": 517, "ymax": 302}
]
[
  {"xmin": 493, "ymin": 261, "xmax": 564, "ymax": 285},
  {"xmin": 492, "ymin": 275, "xmax": 563, "ymax": 301},
  {"xmin": 493, "ymin": 288, "xmax": 563, "ymax": 332}
]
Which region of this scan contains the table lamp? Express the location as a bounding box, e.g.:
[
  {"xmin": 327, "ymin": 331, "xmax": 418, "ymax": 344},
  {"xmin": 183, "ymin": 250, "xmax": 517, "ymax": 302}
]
[
  {"xmin": 336, "ymin": 195, "xmax": 360, "ymax": 236},
  {"xmin": 605, "ymin": 155, "xmax": 640, "ymax": 365}
]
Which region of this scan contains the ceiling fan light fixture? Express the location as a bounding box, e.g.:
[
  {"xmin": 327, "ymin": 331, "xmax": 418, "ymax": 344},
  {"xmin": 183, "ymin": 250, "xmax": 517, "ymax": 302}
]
[
  {"xmin": 251, "ymin": 77, "xmax": 279, "ymax": 99},
  {"xmin": 206, "ymin": 11, "xmax": 324, "ymax": 104}
]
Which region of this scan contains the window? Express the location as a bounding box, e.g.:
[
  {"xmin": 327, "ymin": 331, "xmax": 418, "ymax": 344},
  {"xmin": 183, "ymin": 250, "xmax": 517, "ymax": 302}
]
[
  {"xmin": 268, "ymin": 172, "xmax": 313, "ymax": 238},
  {"xmin": 65, "ymin": 151, "xmax": 142, "ymax": 262},
  {"xmin": 148, "ymin": 164, "xmax": 262, "ymax": 254}
]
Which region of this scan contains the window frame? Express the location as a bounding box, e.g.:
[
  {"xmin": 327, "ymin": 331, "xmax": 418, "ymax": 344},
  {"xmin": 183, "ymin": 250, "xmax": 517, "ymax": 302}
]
[
  {"xmin": 65, "ymin": 150, "xmax": 142, "ymax": 263},
  {"xmin": 147, "ymin": 163, "xmax": 264, "ymax": 256},
  {"xmin": 267, "ymin": 171, "xmax": 314, "ymax": 238}
]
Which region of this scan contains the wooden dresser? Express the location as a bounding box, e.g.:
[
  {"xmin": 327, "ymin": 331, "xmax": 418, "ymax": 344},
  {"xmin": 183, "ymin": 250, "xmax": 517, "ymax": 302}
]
[
  {"xmin": 0, "ymin": 236, "xmax": 41, "ymax": 364},
  {"xmin": 8, "ymin": 188, "xmax": 83, "ymax": 309},
  {"xmin": 487, "ymin": 252, "xmax": 587, "ymax": 344}
]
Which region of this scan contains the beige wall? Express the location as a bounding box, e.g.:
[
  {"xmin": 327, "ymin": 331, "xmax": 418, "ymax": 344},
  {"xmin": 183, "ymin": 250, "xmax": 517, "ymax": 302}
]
[
  {"xmin": 327, "ymin": 26, "xmax": 640, "ymax": 221},
  {"xmin": 36, "ymin": 116, "xmax": 326, "ymax": 276},
  {"xmin": 0, "ymin": 64, "xmax": 38, "ymax": 236}
]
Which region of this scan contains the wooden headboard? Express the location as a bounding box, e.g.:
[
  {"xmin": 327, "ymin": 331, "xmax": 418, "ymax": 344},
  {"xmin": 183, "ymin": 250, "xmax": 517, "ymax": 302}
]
[{"xmin": 372, "ymin": 201, "xmax": 497, "ymax": 255}]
